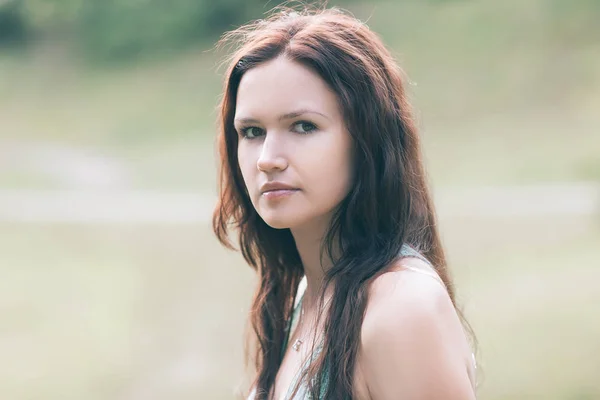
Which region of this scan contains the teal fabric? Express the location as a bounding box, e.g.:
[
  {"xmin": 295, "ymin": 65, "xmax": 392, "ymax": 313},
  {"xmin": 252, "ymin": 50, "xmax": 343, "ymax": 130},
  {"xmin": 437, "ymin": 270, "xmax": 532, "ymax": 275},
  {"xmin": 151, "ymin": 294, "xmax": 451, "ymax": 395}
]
[{"xmin": 280, "ymin": 243, "xmax": 428, "ymax": 399}]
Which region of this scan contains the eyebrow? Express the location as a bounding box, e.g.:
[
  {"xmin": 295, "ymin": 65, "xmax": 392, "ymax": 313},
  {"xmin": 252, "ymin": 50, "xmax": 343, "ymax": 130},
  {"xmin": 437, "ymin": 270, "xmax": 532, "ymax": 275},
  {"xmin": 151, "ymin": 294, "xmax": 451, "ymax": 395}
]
[{"xmin": 234, "ymin": 109, "xmax": 330, "ymax": 124}]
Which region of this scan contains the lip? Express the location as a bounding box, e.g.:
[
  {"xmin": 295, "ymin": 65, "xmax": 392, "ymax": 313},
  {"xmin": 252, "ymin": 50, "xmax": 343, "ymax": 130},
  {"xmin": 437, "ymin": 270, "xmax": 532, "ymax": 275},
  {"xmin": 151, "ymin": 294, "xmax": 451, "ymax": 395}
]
[
  {"xmin": 260, "ymin": 181, "xmax": 299, "ymax": 194},
  {"xmin": 262, "ymin": 189, "xmax": 298, "ymax": 200}
]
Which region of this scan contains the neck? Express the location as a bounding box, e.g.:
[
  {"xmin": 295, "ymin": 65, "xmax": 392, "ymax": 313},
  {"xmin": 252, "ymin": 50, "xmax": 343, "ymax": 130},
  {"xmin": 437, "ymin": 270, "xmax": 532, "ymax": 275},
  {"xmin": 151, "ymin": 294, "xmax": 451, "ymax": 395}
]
[{"xmin": 290, "ymin": 215, "xmax": 337, "ymax": 309}]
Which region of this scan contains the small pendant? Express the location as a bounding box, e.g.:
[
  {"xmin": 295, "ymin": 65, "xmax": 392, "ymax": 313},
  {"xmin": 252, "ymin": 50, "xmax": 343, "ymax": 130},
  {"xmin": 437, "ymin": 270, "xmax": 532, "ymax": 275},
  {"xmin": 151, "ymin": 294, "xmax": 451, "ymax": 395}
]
[{"xmin": 292, "ymin": 339, "xmax": 303, "ymax": 351}]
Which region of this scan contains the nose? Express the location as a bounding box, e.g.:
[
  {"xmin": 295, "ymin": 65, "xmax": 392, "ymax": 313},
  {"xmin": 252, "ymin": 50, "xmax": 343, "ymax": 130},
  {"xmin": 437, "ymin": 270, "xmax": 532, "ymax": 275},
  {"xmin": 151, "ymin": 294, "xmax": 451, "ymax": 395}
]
[{"xmin": 256, "ymin": 133, "xmax": 288, "ymax": 173}]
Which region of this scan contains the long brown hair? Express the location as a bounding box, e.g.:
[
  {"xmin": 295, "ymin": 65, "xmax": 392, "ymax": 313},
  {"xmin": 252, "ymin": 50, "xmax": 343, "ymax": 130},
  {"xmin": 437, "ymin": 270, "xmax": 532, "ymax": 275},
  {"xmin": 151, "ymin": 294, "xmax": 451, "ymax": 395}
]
[{"xmin": 213, "ymin": 5, "xmax": 470, "ymax": 399}]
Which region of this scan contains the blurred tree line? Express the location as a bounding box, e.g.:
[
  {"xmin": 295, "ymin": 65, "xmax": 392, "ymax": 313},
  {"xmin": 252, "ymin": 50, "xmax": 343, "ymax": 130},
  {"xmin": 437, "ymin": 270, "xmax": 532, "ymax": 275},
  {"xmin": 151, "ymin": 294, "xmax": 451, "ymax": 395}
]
[
  {"xmin": 0, "ymin": 0, "xmax": 598, "ymax": 61},
  {"xmin": 0, "ymin": 0, "xmax": 290, "ymax": 60}
]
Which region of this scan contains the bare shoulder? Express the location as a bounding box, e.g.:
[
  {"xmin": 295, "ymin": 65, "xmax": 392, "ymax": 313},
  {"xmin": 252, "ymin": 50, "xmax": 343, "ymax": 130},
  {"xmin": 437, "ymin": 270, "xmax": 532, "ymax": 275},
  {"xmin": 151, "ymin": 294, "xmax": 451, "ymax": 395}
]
[
  {"xmin": 365, "ymin": 258, "xmax": 453, "ymax": 327},
  {"xmin": 358, "ymin": 259, "xmax": 476, "ymax": 399}
]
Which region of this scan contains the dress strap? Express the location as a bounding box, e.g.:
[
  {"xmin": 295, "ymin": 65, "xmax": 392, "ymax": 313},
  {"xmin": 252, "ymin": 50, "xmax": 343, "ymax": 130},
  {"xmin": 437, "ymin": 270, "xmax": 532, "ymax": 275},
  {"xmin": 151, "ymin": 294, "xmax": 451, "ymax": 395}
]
[
  {"xmin": 398, "ymin": 244, "xmax": 447, "ymax": 290},
  {"xmin": 398, "ymin": 243, "xmax": 430, "ymax": 263}
]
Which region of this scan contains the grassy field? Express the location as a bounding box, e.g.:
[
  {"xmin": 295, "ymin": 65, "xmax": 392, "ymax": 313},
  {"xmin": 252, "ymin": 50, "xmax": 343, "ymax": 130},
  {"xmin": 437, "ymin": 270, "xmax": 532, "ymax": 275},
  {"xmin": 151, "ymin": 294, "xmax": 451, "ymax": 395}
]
[
  {"xmin": 1, "ymin": 215, "xmax": 599, "ymax": 399},
  {"xmin": 1, "ymin": 0, "xmax": 599, "ymax": 398}
]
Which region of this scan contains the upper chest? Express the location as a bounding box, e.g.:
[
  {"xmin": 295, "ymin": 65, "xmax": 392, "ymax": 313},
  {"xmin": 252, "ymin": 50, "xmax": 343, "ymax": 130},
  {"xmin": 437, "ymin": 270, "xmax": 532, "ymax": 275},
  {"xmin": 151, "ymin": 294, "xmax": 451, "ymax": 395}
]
[
  {"xmin": 272, "ymin": 334, "xmax": 371, "ymax": 400},
  {"xmin": 272, "ymin": 344, "xmax": 309, "ymax": 400}
]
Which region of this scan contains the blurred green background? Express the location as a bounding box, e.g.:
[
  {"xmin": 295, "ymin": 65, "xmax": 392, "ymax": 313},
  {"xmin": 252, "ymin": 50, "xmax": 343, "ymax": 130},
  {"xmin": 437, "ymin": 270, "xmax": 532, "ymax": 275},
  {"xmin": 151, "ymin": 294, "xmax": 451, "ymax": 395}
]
[{"xmin": 1, "ymin": 0, "xmax": 599, "ymax": 399}]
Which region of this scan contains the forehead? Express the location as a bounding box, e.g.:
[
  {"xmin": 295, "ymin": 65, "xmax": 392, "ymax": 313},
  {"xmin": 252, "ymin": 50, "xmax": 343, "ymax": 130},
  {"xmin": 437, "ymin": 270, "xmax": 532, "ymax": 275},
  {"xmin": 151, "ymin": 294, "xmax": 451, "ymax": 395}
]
[{"xmin": 235, "ymin": 57, "xmax": 340, "ymax": 119}]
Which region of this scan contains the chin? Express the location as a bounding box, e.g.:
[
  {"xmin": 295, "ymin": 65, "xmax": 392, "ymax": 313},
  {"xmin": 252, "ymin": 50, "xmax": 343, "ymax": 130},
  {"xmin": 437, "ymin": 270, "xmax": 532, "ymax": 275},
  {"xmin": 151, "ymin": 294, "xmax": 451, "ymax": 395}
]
[
  {"xmin": 260, "ymin": 215, "xmax": 296, "ymax": 230},
  {"xmin": 258, "ymin": 209, "xmax": 308, "ymax": 230}
]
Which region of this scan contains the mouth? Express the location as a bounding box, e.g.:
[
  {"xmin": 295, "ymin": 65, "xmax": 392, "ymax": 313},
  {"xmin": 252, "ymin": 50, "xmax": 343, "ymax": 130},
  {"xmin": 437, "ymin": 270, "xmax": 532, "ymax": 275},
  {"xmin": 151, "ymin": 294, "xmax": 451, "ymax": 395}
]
[
  {"xmin": 261, "ymin": 188, "xmax": 300, "ymax": 199},
  {"xmin": 260, "ymin": 181, "xmax": 300, "ymax": 196}
]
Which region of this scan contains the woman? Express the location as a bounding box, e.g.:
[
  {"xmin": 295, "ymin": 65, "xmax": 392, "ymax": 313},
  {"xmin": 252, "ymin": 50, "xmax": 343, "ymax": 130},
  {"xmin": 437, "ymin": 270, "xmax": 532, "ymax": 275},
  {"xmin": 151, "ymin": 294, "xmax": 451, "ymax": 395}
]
[{"xmin": 213, "ymin": 6, "xmax": 477, "ymax": 400}]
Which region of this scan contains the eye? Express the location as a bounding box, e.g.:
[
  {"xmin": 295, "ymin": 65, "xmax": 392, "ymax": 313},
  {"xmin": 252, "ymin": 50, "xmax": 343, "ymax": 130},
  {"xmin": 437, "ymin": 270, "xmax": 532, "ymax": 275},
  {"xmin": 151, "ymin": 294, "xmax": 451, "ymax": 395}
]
[
  {"xmin": 240, "ymin": 126, "xmax": 264, "ymax": 139},
  {"xmin": 292, "ymin": 121, "xmax": 317, "ymax": 134}
]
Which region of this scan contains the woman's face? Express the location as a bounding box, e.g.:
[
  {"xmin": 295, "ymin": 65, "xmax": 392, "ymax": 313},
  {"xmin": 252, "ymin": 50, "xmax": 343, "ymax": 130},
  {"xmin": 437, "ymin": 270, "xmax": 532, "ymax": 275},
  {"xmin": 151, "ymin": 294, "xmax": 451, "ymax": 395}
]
[{"xmin": 234, "ymin": 56, "xmax": 353, "ymax": 231}]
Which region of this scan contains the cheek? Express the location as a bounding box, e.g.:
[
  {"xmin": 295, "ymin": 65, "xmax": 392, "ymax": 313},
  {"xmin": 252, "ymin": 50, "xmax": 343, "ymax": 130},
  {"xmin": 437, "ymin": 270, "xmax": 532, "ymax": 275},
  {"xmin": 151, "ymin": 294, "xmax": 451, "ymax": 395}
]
[
  {"xmin": 237, "ymin": 146, "xmax": 257, "ymax": 190},
  {"xmin": 333, "ymin": 149, "xmax": 354, "ymax": 195},
  {"xmin": 331, "ymin": 131, "xmax": 353, "ymax": 177},
  {"xmin": 306, "ymin": 135, "xmax": 353, "ymax": 199}
]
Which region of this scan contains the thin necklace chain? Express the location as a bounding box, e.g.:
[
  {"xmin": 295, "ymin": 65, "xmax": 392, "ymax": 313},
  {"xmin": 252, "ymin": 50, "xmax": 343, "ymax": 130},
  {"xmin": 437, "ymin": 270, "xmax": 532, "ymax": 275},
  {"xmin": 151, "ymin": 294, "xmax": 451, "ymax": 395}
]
[
  {"xmin": 292, "ymin": 300, "xmax": 307, "ymax": 351},
  {"xmin": 291, "ymin": 292, "xmax": 331, "ymax": 352}
]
